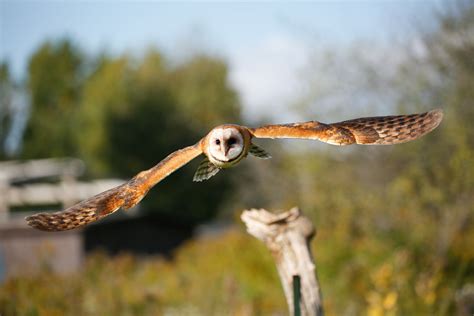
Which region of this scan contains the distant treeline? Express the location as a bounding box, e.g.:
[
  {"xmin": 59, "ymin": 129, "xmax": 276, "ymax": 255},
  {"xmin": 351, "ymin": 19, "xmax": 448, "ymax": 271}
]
[{"xmin": 1, "ymin": 42, "xmax": 243, "ymax": 223}]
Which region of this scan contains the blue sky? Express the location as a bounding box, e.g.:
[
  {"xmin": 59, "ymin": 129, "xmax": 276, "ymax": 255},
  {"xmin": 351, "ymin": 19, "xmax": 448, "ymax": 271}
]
[
  {"xmin": 0, "ymin": 1, "xmax": 440, "ymax": 121},
  {"xmin": 1, "ymin": 1, "xmax": 438, "ymax": 76}
]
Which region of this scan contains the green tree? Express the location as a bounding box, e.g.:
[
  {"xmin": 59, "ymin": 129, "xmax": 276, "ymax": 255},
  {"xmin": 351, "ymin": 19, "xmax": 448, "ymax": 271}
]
[
  {"xmin": 170, "ymin": 55, "xmax": 241, "ymax": 132},
  {"xmin": 0, "ymin": 62, "xmax": 13, "ymax": 159},
  {"xmin": 78, "ymin": 50, "xmax": 242, "ymax": 223},
  {"xmin": 21, "ymin": 39, "xmax": 84, "ymax": 158},
  {"xmin": 386, "ymin": 6, "xmax": 474, "ymax": 314},
  {"xmin": 237, "ymin": 4, "xmax": 474, "ymax": 314}
]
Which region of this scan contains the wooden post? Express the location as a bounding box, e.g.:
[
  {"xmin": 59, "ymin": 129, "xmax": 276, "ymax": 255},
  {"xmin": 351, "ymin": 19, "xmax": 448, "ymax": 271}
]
[{"xmin": 241, "ymin": 207, "xmax": 323, "ymax": 316}]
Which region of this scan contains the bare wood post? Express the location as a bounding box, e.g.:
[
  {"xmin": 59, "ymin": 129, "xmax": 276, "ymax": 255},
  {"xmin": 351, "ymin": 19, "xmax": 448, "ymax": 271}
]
[{"xmin": 241, "ymin": 207, "xmax": 323, "ymax": 316}]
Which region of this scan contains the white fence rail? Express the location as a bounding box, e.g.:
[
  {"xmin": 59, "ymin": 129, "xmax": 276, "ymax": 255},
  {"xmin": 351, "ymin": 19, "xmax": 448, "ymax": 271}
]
[
  {"xmin": 4, "ymin": 179, "xmax": 124, "ymax": 207},
  {"xmin": 0, "ymin": 158, "xmax": 85, "ymax": 182},
  {"xmin": 0, "ymin": 158, "xmax": 124, "ymax": 220}
]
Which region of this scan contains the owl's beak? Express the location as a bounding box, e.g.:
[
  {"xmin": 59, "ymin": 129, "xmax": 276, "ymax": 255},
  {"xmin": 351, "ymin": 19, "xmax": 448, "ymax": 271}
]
[
  {"xmin": 223, "ymin": 144, "xmax": 231, "ymax": 156},
  {"xmin": 219, "ymin": 140, "xmax": 230, "ymax": 160}
]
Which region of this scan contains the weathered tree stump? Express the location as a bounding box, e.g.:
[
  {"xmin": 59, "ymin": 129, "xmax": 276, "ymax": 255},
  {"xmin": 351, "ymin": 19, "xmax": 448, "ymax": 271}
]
[{"xmin": 241, "ymin": 207, "xmax": 323, "ymax": 316}]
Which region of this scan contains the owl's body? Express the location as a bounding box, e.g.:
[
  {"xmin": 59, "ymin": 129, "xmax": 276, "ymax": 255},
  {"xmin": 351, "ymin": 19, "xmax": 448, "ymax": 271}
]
[{"xmin": 26, "ymin": 109, "xmax": 443, "ymax": 231}]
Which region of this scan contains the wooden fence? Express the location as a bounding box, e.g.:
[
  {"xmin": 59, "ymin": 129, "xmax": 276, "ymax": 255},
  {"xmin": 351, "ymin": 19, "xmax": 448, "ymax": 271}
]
[{"xmin": 0, "ymin": 158, "xmax": 124, "ymax": 280}]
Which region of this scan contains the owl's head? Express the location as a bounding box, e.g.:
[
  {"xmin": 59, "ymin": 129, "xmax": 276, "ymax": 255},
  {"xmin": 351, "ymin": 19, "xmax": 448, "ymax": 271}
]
[{"xmin": 207, "ymin": 126, "xmax": 245, "ymax": 165}]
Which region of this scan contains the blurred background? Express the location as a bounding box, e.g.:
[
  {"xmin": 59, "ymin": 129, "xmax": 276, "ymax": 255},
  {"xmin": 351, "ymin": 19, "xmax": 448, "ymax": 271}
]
[{"xmin": 0, "ymin": 1, "xmax": 473, "ymax": 315}]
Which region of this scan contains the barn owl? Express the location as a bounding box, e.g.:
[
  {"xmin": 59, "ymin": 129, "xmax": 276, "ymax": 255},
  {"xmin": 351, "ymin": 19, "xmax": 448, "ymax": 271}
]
[{"xmin": 26, "ymin": 109, "xmax": 443, "ymax": 231}]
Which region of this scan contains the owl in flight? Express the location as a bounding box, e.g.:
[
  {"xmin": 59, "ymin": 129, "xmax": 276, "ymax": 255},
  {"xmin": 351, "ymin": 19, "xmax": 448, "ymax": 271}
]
[{"xmin": 26, "ymin": 109, "xmax": 443, "ymax": 231}]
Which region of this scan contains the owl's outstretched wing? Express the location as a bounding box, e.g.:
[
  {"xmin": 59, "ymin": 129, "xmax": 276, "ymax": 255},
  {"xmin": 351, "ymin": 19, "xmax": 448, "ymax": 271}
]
[
  {"xmin": 26, "ymin": 142, "xmax": 203, "ymax": 231},
  {"xmin": 250, "ymin": 109, "xmax": 443, "ymax": 145}
]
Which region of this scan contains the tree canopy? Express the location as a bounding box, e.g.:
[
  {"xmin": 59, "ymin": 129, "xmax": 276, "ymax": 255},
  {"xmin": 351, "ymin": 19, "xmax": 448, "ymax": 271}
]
[
  {"xmin": 18, "ymin": 43, "xmax": 242, "ymax": 223},
  {"xmin": 0, "ymin": 63, "xmax": 13, "ymax": 159}
]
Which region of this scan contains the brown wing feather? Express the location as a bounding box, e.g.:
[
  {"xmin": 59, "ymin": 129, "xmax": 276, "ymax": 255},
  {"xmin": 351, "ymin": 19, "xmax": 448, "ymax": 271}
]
[
  {"xmin": 26, "ymin": 143, "xmax": 203, "ymax": 231},
  {"xmin": 251, "ymin": 109, "xmax": 443, "ymax": 145}
]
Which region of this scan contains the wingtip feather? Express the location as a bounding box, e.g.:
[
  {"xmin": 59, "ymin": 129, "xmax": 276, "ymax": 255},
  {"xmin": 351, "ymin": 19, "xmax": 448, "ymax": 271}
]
[
  {"xmin": 428, "ymin": 108, "xmax": 444, "ymax": 126},
  {"xmin": 25, "ymin": 212, "xmax": 63, "ymax": 232}
]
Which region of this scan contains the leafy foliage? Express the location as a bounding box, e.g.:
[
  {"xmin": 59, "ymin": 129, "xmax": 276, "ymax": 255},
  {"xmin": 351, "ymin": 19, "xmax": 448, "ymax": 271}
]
[
  {"xmin": 0, "ymin": 63, "xmax": 13, "ymax": 159},
  {"xmin": 0, "ymin": 231, "xmax": 285, "ymax": 316},
  {"xmin": 20, "ymin": 45, "xmax": 241, "ymax": 223},
  {"xmin": 236, "ymin": 5, "xmax": 474, "ymax": 315},
  {"xmin": 22, "ymin": 39, "xmax": 84, "ymax": 158}
]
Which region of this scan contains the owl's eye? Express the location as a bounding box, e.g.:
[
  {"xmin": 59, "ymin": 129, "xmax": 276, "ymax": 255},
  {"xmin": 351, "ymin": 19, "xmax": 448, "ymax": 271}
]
[
  {"xmin": 215, "ymin": 139, "xmax": 221, "ymax": 145},
  {"xmin": 228, "ymin": 137, "xmax": 236, "ymax": 146}
]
